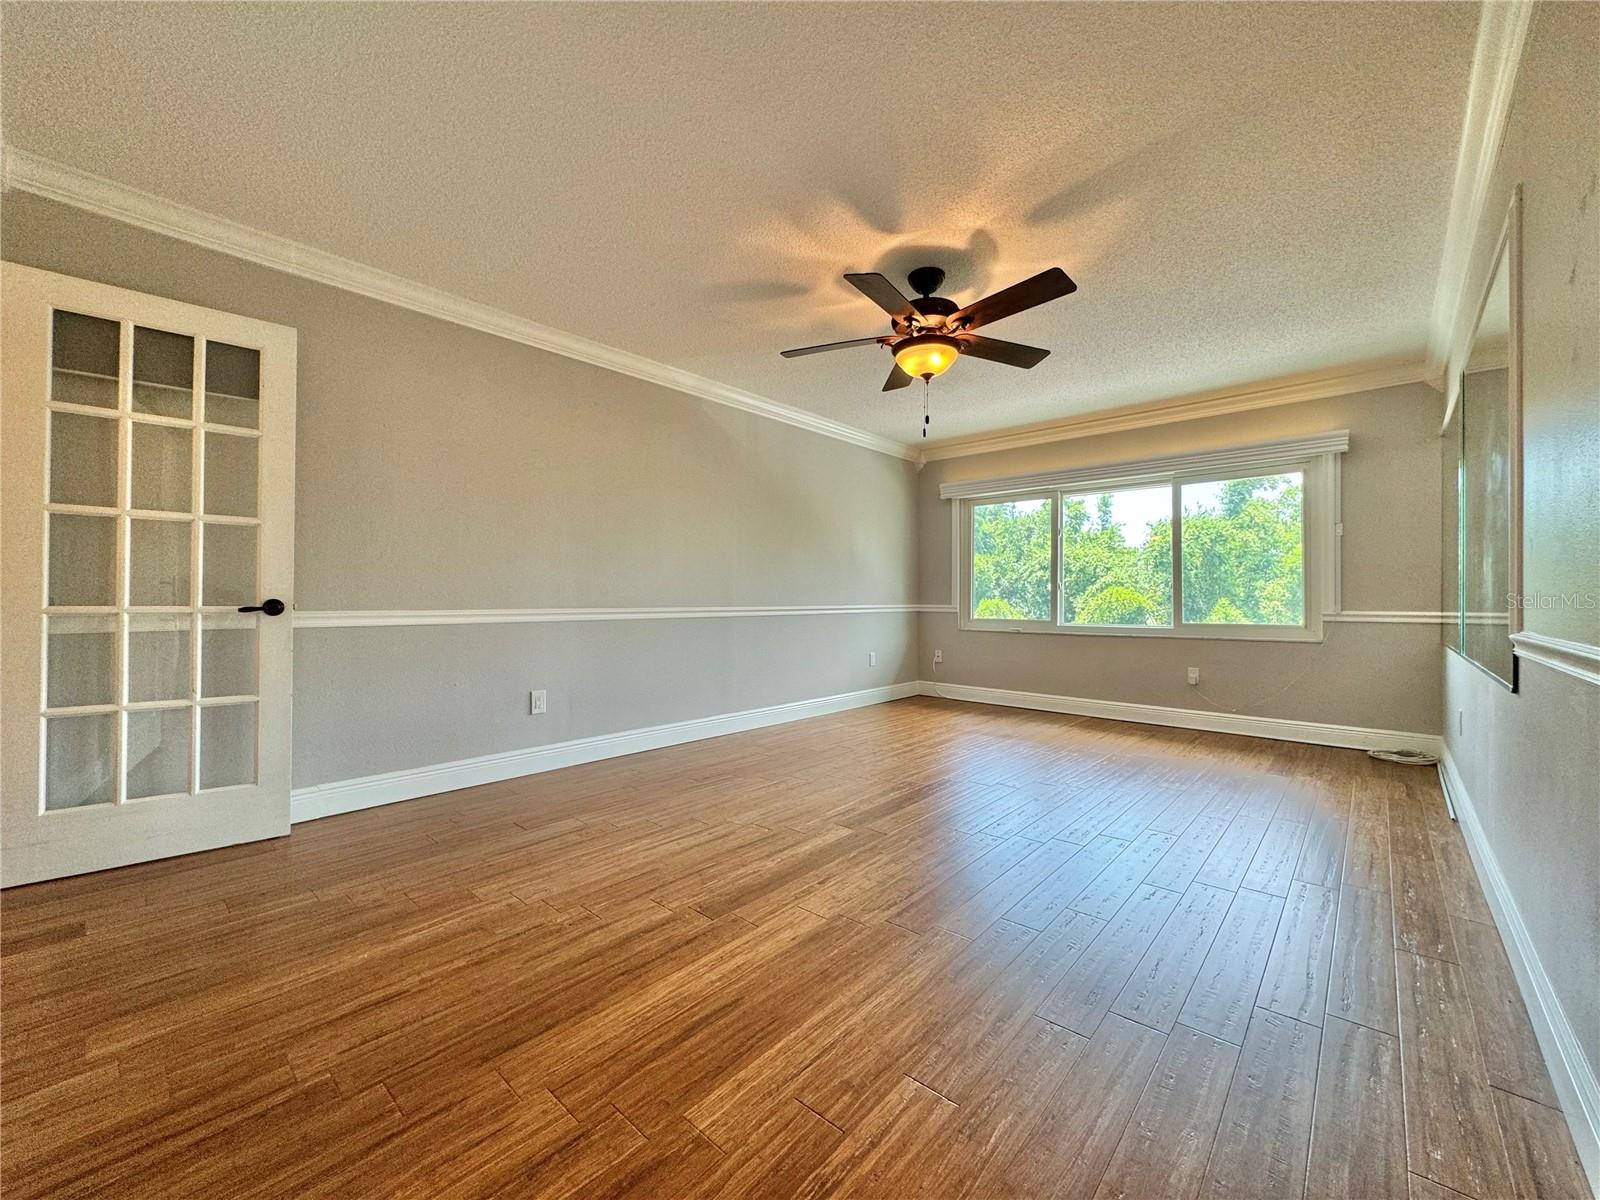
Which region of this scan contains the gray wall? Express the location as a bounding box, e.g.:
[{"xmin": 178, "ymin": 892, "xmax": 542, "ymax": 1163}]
[
  {"xmin": 916, "ymin": 384, "xmax": 1446, "ymax": 734},
  {"xmin": 1442, "ymin": 0, "xmax": 1600, "ymax": 1118},
  {"xmin": 1, "ymin": 194, "xmax": 921, "ymax": 788}
]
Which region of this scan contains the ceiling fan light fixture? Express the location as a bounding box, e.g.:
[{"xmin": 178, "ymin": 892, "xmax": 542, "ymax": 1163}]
[{"xmin": 894, "ymin": 333, "xmax": 961, "ymax": 380}]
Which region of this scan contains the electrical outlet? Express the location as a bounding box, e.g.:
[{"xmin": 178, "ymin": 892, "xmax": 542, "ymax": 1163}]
[
  {"xmin": 868, "ymin": 651, "xmax": 877, "ymax": 667},
  {"xmin": 1186, "ymin": 667, "xmax": 1200, "ymax": 685},
  {"xmin": 530, "ymin": 689, "xmax": 547, "ymax": 715},
  {"xmin": 933, "ymin": 649, "xmax": 943, "ymax": 664}
]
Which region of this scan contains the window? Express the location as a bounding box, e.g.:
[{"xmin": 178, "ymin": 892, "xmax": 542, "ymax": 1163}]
[
  {"xmin": 947, "ymin": 433, "xmax": 1344, "ymax": 641},
  {"xmin": 1060, "ymin": 485, "xmax": 1172, "ymax": 627},
  {"xmin": 971, "ymin": 498, "xmax": 1052, "ymax": 622},
  {"xmin": 1179, "ymin": 472, "xmax": 1304, "ymax": 625}
]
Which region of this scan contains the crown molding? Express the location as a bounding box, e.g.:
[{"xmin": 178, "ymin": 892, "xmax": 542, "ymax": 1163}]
[
  {"xmin": 919, "ymin": 356, "xmax": 1429, "ymax": 462},
  {"xmin": 2, "ymin": 144, "xmax": 1451, "ymax": 469},
  {"xmin": 1425, "ymin": 0, "xmax": 1534, "ymax": 383},
  {"xmin": 1, "ymin": 146, "xmax": 917, "ymax": 462}
]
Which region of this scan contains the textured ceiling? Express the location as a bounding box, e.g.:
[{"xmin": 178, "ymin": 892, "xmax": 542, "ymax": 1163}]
[{"xmin": 2, "ymin": 2, "xmax": 1477, "ymax": 446}]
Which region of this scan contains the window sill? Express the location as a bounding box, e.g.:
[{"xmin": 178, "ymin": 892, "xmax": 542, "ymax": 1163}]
[{"xmin": 957, "ymin": 619, "xmax": 1325, "ymax": 644}]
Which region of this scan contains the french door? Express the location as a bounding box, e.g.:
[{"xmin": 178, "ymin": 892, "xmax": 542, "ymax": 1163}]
[{"xmin": 1, "ymin": 264, "xmax": 296, "ymax": 885}]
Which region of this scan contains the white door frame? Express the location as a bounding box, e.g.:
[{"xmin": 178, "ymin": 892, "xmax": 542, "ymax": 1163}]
[{"xmin": 1, "ymin": 263, "xmax": 296, "ymax": 885}]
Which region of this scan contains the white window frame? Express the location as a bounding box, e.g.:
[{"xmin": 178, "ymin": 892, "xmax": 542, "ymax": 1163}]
[
  {"xmin": 947, "ymin": 432, "xmax": 1346, "ymax": 643},
  {"xmin": 966, "ymin": 492, "xmax": 1058, "ymax": 632}
]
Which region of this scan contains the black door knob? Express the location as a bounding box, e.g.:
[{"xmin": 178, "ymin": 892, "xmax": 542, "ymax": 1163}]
[{"xmin": 238, "ymin": 598, "xmax": 286, "ymax": 616}]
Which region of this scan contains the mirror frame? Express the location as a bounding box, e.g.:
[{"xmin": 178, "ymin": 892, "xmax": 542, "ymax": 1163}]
[{"xmin": 1444, "ymin": 186, "xmax": 1523, "ymax": 691}]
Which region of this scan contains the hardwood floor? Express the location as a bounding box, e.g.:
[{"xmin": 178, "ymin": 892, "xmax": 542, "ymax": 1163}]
[{"xmin": 1, "ymin": 697, "xmax": 1590, "ymax": 1199}]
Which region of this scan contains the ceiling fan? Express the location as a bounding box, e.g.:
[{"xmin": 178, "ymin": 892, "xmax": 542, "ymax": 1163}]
[{"xmin": 781, "ymin": 264, "xmax": 1077, "ymax": 434}]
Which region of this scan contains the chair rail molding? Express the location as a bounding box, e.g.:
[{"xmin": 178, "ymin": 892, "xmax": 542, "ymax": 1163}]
[
  {"xmin": 1, "ymin": 145, "xmax": 914, "ymax": 462},
  {"xmin": 293, "ymin": 604, "xmax": 943, "ymax": 628},
  {"xmin": 1324, "ymin": 611, "xmax": 1452, "ymax": 624},
  {"xmin": 296, "ymin": 607, "xmax": 1493, "ymax": 632},
  {"xmin": 1325, "ymin": 611, "xmax": 1511, "ymax": 625},
  {"xmin": 1511, "ymin": 631, "xmax": 1600, "ymax": 686}
]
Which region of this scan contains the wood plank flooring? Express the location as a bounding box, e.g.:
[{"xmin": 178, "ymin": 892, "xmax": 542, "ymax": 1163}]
[{"xmin": 1, "ymin": 697, "xmax": 1590, "ymax": 1199}]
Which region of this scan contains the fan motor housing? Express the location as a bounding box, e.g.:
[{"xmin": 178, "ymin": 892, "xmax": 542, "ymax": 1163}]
[
  {"xmin": 896, "ymin": 266, "xmax": 957, "ymax": 332},
  {"xmin": 910, "ymin": 295, "xmax": 957, "ymax": 318},
  {"xmin": 906, "ymin": 265, "xmax": 946, "ymax": 296}
]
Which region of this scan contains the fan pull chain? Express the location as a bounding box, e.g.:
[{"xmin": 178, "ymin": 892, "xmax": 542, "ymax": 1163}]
[{"xmin": 922, "ymin": 377, "xmax": 930, "ymax": 437}]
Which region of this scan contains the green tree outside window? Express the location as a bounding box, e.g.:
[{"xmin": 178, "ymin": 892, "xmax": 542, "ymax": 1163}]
[{"xmin": 971, "ymin": 473, "xmax": 1304, "ymax": 628}]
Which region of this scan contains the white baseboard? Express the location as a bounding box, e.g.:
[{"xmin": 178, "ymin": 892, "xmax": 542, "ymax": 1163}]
[
  {"xmin": 292, "ymin": 678, "xmax": 1443, "ymax": 825},
  {"xmin": 1439, "ymin": 749, "xmax": 1600, "ymax": 1193},
  {"xmin": 919, "ymin": 681, "xmax": 1443, "ymax": 755},
  {"xmin": 290, "ymin": 680, "xmax": 922, "ymax": 823}
]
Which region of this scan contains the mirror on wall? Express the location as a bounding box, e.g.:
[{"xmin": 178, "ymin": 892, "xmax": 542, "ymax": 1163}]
[{"xmin": 1444, "ymin": 192, "xmax": 1520, "ymax": 689}]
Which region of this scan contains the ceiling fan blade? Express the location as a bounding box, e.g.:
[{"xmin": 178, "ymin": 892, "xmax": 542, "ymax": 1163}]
[
  {"xmin": 780, "ymin": 336, "xmax": 888, "ymax": 358},
  {"xmin": 882, "ymin": 362, "xmax": 914, "ymax": 391},
  {"xmin": 845, "ymin": 272, "xmax": 915, "ymax": 319},
  {"xmin": 951, "ymin": 267, "xmax": 1077, "ymax": 331},
  {"xmin": 956, "ymin": 334, "xmax": 1051, "ymax": 369}
]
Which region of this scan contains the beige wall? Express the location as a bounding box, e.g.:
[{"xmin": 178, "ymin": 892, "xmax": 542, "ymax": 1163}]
[
  {"xmin": 1, "ymin": 194, "xmax": 922, "ymax": 788},
  {"xmin": 917, "ymin": 384, "xmax": 1446, "ymax": 734},
  {"xmin": 294, "ymin": 614, "xmax": 916, "ymax": 784},
  {"xmin": 1465, "ymin": 6, "xmax": 1599, "ymax": 653},
  {"xmin": 1441, "ymin": 0, "xmax": 1600, "ymax": 1139}
]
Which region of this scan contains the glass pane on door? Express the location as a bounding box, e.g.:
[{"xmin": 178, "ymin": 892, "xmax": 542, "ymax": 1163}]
[
  {"xmin": 126, "ymin": 708, "xmax": 192, "ymax": 800},
  {"xmin": 46, "ymin": 616, "xmax": 118, "ymax": 708},
  {"xmin": 203, "ymin": 433, "xmax": 258, "ymax": 517},
  {"xmin": 201, "ymin": 615, "xmax": 257, "ymax": 698},
  {"xmin": 130, "ymin": 519, "xmax": 192, "ymax": 607},
  {"xmin": 202, "ymin": 523, "xmax": 256, "ymax": 607},
  {"xmin": 132, "ymin": 423, "xmax": 193, "ymax": 512},
  {"xmin": 200, "ymin": 703, "xmax": 257, "ymax": 789},
  {"xmin": 45, "ymin": 714, "xmax": 117, "ymax": 809},
  {"xmin": 204, "ymin": 342, "xmax": 260, "ymax": 429},
  {"xmin": 132, "ymin": 326, "xmax": 194, "ymax": 418},
  {"xmin": 48, "ymin": 513, "xmax": 117, "ymax": 606},
  {"xmin": 51, "ymin": 310, "xmax": 119, "ymax": 409},
  {"xmin": 128, "ymin": 615, "xmax": 192, "ymax": 703},
  {"xmin": 50, "ymin": 411, "xmax": 119, "ymax": 507}
]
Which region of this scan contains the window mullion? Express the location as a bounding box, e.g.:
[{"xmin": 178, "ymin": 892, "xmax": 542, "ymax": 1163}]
[
  {"xmin": 1303, "ymin": 464, "xmax": 1315, "ymax": 627},
  {"xmin": 1170, "ymin": 480, "xmax": 1184, "ymax": 630},
  {"xmin": 1051, "ymin": 490, "xmax": 1063, "ymax": 625}
]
